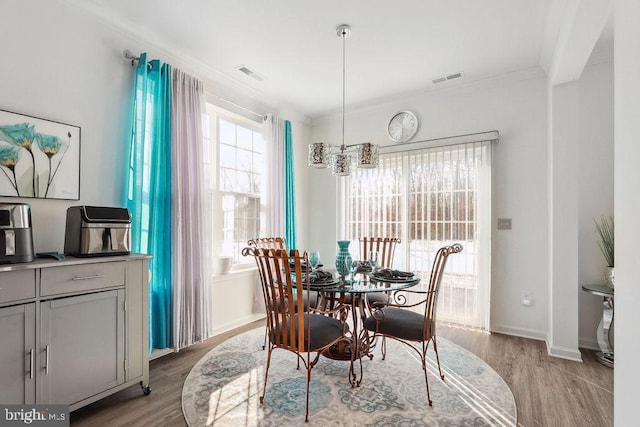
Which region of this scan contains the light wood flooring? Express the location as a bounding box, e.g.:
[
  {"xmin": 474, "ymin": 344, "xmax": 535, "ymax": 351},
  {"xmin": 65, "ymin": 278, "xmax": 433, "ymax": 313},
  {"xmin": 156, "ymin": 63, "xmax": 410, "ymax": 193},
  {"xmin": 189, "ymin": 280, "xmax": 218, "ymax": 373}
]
[{"xmin": 70, "ymin": 320, "xmax": 613, "ymax": 426}]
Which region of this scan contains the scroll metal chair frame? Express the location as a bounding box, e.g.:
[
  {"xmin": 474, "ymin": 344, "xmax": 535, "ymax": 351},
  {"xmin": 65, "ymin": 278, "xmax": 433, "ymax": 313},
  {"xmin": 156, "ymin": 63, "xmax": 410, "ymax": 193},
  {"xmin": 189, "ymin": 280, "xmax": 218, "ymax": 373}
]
[
  {"xmin": 356, "ymin": 237, "xmax": 401, "ymax": 329},
  {"xmin": 243, "ymin": 247, "xmax": 350, "ymax": 422},
  {"xmin": 248, "ymin": 237, "xmax": 288, "ymax": 350},
  {"xmin": 359, "ymin": 237, "xmax": 401, "ymax": 269},
  {"xmin": 363, "ymin": 243, "xmax": 463, "ymax": 407}
]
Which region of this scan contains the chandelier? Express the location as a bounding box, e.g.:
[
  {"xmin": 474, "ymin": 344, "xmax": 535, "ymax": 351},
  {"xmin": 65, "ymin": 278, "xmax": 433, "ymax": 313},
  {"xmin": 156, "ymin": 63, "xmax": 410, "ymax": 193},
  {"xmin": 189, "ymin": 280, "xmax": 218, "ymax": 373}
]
[{"xmin": 308, "ymin": 25, "xmax": 379, "ymax": 176}]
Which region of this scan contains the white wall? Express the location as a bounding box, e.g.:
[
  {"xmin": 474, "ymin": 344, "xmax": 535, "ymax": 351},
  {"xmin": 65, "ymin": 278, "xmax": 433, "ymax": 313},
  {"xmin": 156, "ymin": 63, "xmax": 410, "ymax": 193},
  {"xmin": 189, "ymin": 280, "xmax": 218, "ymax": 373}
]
[
  {"xmin": 309, "ymin": 72, "xmax": 551, "ymax": 338},
  {"xmin": 614, "ymin": 0, "xmax": 640, "ymax": 424},
  {"xmin": 2, "ymin": 0, "xmax": 311, "ymax": 335},
  {"xmin": 578, "ymin": 61, "xmax": 614, "ymax": 349},
  {"xmin": 0, "ymin": 0, "xmax": 136, "ymax": 252},
  {"xmin": 307, "ymin": 66, "xmax": 612, "ymax": 344}
]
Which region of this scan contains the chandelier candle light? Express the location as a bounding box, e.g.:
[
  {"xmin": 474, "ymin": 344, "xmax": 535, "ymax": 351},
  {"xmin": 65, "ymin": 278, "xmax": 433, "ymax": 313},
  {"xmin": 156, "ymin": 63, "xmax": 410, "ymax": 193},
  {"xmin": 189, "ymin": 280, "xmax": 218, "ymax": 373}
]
[{"xmin": 308, "ymin": 25, "xmax": 380, "ymax": 176}]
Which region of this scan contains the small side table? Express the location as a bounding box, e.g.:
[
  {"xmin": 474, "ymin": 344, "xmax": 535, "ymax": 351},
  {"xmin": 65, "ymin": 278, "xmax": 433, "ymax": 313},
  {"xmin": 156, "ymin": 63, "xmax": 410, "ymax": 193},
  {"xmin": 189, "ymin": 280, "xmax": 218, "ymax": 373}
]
[{"xmin": 581, "ymin": 284, "xmax": 614, "ymax": 368}]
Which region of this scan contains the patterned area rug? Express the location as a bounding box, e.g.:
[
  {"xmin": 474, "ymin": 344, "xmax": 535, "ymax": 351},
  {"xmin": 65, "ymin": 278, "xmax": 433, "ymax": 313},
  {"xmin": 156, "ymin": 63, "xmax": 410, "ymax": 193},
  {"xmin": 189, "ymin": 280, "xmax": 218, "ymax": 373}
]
[{"xmin": 182, "ymin": 327, "xmax": 516, "ymax": 426}]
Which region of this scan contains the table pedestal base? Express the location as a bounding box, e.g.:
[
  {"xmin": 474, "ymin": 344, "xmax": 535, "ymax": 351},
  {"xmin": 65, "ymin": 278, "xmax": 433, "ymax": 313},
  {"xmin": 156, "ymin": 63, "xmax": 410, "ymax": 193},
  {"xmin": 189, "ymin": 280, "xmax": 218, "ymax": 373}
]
[{"xmin": 595, "ymin": 351, "xmax": 614, "ymax": 368}]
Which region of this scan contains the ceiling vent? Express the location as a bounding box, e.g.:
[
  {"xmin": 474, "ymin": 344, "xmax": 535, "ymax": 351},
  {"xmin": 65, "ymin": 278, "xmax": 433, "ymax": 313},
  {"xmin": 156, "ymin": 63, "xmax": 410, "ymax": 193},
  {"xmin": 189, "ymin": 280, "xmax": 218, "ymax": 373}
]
[
  {"xmin": 235, "ymin": 65, "xmax": 264, "ymax": 81},
  {"xmin": 432, "ymin": 72, "xmax": 464, "ymax": 85}
]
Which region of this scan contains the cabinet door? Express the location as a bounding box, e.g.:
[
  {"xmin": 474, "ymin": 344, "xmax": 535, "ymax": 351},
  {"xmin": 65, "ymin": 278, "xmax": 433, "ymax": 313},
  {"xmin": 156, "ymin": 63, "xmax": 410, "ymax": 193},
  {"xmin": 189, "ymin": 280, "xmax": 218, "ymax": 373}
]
[
  {"xmin": 39, "ymin": 289, "xmax": 125, "ymax": 405},
  {"xmin": 0, "ymin": 303, "xmax": 36, "ymax": 404}
]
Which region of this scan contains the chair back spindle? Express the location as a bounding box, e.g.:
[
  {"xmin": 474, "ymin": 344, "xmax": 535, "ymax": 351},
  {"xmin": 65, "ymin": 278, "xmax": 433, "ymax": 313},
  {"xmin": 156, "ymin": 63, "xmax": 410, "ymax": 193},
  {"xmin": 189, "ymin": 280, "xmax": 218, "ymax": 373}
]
[
  {"xmin": 360, "ymin": 237, "xmax": 400, "ymax": 268},
  {"xmin": 423, "ymin": 243, "xmax": 463, "ymax": 339}
]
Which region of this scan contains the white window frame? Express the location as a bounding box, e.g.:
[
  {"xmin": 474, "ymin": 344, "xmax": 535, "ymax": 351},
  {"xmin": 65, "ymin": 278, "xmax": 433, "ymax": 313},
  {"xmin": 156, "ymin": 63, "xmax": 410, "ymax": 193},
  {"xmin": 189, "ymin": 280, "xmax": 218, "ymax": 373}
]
[{"xmin": 205, "ymin": 103, "xmax": 268, "ymax": 268}]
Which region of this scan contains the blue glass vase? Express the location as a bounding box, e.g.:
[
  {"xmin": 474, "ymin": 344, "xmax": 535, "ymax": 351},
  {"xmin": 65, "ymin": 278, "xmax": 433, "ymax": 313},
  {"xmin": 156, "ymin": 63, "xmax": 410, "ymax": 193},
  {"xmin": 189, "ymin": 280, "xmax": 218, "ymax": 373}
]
[{"xmin": 335, "ymin": 240, "xmax": 351, "ymax": 279}]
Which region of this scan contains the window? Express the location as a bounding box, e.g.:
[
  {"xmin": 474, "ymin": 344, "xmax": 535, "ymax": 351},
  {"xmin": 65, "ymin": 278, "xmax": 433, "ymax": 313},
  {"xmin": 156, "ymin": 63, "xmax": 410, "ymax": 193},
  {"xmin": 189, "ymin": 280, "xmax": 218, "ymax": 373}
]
[
  {"xmin": 205, "ymin": 104, "xmax": 267, "ymax": 265},
  {"xmin": 341, "ymin": 141, "xmax": 491, "ymax": 329}
]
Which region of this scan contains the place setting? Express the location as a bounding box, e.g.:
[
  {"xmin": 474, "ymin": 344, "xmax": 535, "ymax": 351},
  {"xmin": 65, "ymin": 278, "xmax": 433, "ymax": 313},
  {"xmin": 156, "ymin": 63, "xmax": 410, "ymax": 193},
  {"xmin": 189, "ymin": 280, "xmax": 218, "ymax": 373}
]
[
  {"xmin": 298, "ymin": 251, "xmax": 341, "ymax": 287},
  {"xmin": 369, "ymin": 268, "xmax": 418, "ymax": 283}
]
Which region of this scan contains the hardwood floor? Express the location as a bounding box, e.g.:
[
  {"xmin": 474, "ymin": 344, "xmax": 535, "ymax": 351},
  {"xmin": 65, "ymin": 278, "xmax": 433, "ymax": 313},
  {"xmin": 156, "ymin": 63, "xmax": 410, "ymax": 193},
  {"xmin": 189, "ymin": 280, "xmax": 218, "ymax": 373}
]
[{"xmin": 70, "ymin": 320, "xmax": 613, "ymax": 426}]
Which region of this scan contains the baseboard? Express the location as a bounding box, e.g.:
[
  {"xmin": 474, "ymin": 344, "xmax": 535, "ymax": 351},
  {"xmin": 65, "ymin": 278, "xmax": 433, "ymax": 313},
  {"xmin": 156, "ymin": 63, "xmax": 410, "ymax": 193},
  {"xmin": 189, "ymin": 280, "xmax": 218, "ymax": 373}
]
[
  {"xmin": 578, "ymin": 337, "xmax": 599, "ymax": 351},
  {"xmin": 149, "ymin": 347, "xmax": 174, "ymax": 361},
  {"xmin": 490, "ymin": 324, "xmax": 547, "ymax": 341},
  {"xmin": 211, "ymin": 313, "xmax": 265, "ymax": 337},
  {"xmin": 545, "ymin": 340, "xmax": 583, "ymax": 362}
]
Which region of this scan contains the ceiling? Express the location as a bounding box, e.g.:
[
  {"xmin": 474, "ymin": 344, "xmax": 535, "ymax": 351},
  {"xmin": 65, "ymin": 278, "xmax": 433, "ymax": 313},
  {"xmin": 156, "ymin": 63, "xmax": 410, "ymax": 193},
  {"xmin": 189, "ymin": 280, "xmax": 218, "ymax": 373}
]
[{"xmin": 71, "ymin": 0, "xmax": 612, "ymax": 118}]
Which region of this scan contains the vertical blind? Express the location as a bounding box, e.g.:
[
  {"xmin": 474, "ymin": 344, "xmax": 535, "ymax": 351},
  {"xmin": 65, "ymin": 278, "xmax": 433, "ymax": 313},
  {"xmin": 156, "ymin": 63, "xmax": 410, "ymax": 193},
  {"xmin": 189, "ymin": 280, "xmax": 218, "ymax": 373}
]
[{"xmin": 342, "ymin": 141, "xmax": 492, "ymax": 329}]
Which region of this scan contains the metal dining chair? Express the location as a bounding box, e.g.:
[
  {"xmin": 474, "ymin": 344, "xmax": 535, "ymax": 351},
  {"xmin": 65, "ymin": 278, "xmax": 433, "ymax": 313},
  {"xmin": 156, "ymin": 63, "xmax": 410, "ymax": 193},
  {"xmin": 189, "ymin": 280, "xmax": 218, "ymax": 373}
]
[
  {"xmin": 248, "ymin": 237, "xmax": 319, "ymax": 349},
  {"xmin": 243, "ymin": 247, "xmax": 349, "ymax": 422},
  {"xmin": 359, "ymin": 237, "xmax": 401, "ymax": 270},
  {"xmin": 358, "ymin": 237, "xmax": 401, "ymax": 306},
  {"xmin": 363, "ymin": 243, "xmax": 463, "ymax": 407}
]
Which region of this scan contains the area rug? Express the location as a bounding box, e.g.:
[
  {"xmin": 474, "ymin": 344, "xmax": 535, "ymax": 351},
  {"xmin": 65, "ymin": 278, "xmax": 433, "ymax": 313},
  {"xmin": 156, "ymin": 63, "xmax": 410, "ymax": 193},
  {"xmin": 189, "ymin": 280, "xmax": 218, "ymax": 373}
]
[{"xmin": 182, "ymin": 327, "xmax": 516, "ymax": 426}]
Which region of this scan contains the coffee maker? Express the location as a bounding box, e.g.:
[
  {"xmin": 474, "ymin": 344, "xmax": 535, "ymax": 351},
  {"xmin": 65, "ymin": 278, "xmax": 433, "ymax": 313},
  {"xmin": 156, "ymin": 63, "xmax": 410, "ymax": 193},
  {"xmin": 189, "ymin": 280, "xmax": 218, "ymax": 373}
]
[{"xmin": 0, "ymin": 203, "xmax": 35, "ymax": 264}]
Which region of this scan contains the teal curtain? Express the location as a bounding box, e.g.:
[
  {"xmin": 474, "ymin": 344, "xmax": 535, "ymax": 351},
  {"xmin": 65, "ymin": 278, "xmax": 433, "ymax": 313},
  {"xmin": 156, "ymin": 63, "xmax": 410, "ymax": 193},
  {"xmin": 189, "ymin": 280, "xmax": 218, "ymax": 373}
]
[
  {"xmin": 125, "ymin": 53, "xmax": 173, "ymax": 353},
  {"xmin": 284, "ymin": 120, "xmax": 296, "ymax": 249}
]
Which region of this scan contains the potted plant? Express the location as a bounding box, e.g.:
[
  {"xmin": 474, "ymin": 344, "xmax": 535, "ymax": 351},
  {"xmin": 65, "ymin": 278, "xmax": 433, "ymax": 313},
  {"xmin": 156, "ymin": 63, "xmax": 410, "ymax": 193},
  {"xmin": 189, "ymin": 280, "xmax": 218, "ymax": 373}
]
[{"xmin": 595, "ymin": 215, "xmax": 614, "ymax": 287}]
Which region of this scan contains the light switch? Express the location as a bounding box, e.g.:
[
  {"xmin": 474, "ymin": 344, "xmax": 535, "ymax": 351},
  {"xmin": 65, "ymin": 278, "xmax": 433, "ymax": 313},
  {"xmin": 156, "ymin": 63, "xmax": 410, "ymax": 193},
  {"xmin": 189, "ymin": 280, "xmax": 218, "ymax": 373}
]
[{"xmin": 497, "ymin": 218, "xmax": 512, "ymax": 230}]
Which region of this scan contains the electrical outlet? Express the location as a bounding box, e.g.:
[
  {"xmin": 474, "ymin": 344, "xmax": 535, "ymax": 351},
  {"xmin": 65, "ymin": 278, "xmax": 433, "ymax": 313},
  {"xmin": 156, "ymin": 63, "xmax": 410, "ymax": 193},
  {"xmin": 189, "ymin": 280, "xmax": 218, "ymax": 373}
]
[
  {"xmin": 521, "ymin": 291, "xmax": 533, "ymax": 306},
  {"xmin": 498, "ymin": 218, "xmax": 512, "ymax": 230}
]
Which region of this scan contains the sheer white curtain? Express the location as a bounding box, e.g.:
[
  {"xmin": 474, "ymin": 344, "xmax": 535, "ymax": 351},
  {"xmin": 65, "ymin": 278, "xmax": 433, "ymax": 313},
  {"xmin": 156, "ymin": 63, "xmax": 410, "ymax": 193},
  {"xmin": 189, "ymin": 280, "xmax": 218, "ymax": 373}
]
[
  {"xmin": 171, "ymin": 69, "xmax": 214, "ymax": 350},
  {"xmin": 342, "ymin": 140, "xmax": 492, "ymax": 329},
  {"xmin": 263, "ymin": 113, "xmax": 285, "ymax": 238}
]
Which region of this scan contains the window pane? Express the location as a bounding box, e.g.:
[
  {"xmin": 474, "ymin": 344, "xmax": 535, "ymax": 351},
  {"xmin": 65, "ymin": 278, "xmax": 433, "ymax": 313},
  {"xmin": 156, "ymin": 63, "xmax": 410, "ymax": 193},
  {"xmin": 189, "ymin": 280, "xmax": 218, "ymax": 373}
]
[
  {"xmin": 237, "ymin": 171, "xmax": 251, "ymax": 193},
  {"xmin": 237, "ymin": 148, "xmax": 252, "ymax": 172},
  {"xmin": 220, "ymin": 168, "xmax": 235, "ymax": 191},
  {"xmin": 219, "ymin": 119, "xmax": 236, "ymax": 145},
  {"xmin": 252, "ymin": 172, "xmax": 261, "ymax": 194},
  {"xmin": 237, "ymin": 126, "xmax": 252, "ymax": 150},
  {"xmin": 219, "ymin": 143, "xmax": 235, "ymax": 169},
  {"xmin": 253, "ymin": 131, "xmax": 265, "ymax": 153}
]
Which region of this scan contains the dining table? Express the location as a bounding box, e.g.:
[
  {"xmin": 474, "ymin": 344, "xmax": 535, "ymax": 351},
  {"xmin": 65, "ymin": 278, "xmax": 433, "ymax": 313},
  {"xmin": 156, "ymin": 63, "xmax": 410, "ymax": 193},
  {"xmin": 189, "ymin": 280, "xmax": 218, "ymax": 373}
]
[{"xmin": 304, "ymin": 271, "xmax": 421, "ymax": 387}]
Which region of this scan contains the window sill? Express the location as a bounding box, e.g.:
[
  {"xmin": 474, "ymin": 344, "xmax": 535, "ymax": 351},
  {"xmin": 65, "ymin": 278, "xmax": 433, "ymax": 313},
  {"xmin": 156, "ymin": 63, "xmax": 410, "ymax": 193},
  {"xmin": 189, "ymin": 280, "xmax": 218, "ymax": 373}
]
[{"xmin": 212, "ymin": 266, "xmax": 257, "ymax": 281}]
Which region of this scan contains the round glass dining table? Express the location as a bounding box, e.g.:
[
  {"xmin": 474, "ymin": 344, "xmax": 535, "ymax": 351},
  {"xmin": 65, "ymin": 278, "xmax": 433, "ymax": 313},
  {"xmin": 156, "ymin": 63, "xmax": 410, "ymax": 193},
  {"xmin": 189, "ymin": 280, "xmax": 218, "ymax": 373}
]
[{"xmin": 305, "ymin": 274, "xmax": 421, "ymax": 386}]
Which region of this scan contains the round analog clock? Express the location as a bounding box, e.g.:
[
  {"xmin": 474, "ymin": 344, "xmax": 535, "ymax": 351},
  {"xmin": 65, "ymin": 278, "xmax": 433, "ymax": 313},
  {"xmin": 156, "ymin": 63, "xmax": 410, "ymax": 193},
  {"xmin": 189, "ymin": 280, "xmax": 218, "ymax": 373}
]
[{"xmin": 387, "ymin": 110, "xmax": 419, "ymax": 143}]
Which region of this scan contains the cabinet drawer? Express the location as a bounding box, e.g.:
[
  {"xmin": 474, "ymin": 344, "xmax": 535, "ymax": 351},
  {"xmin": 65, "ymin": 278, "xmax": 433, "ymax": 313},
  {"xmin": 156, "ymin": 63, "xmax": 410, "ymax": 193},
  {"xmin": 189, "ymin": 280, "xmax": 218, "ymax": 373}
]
[
  {"xmin": 0, "ymin": 270, "xmax": 36, "ymax": 304},
  {"xmin": 40, "ymin": 262, "xmax": 126, "ymax": 296}
]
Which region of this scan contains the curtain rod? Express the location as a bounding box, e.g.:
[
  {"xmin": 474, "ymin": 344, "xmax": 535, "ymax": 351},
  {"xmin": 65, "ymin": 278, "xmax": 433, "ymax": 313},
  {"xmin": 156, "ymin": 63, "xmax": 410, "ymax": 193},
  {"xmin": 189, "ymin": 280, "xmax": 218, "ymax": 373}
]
[
  {"xmin": 380, "ymin": 130, "xmax": 499, "ymax": 154},
  {"xmin": 123, "ymin": 49, "xmax": 140, "ymax": 65},
  {"xmin": 205, "ymin": 92, "xmax": 265, "ymax": 119},
  {"xmin": 122, "ymin": 50, "xmax": 265, "ymax": 119}
]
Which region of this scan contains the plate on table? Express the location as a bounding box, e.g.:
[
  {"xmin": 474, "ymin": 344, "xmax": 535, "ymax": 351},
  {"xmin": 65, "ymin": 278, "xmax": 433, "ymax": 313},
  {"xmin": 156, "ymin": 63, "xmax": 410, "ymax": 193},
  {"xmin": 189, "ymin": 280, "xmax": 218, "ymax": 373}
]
[
  {"xmin": 370, "ymin": 273, "xmax": 417, "ymax": 283},
  {"xmin": 310, "ymin": 278, "xmax": 340, "ymax": 287}
]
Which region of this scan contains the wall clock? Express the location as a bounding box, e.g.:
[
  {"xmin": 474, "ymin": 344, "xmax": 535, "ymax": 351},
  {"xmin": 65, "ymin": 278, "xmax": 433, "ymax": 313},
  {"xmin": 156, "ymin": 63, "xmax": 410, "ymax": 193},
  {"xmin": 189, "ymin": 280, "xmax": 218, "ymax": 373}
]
[{"xmin": 387, "ymin": 110, "xmax": 419, "ymax": 143}]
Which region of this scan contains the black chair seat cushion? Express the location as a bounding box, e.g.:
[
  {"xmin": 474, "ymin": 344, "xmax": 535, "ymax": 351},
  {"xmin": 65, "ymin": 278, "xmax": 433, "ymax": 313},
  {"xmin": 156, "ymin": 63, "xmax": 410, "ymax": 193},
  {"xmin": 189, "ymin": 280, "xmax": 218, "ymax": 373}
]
[
  {"xmin": 342, "ymin": 291, "xmax": 387, "ymax": 305},
  {"xmin": 272, "ymin": 313, "xmax": 347, "ymax": 351},
  {"xmin": 270, "ymin": 291, "xmax": 319, "ymax": 312},
  {"xmin": 366, "ymin": 292, "xmax": 388, "ymax": 305},
  {"xmin": 363, "ymin": 307, "xmax": 426, "ymax": 342}
]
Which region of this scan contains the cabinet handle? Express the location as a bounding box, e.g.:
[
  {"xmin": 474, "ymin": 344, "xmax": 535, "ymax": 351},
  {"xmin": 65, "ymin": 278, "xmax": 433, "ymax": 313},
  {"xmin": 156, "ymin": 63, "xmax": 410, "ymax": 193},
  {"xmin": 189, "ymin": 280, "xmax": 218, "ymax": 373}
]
[
  {"xmin": 29, "ymin": 349, "xmax": 34, "ymax": 379},
  {"xmin": 72, "ymin": 274, "xmax": 105, "ymax": 281},
  {"xmin": 44, "ymin": 345, "xmax": 49, "ymax": 375}
]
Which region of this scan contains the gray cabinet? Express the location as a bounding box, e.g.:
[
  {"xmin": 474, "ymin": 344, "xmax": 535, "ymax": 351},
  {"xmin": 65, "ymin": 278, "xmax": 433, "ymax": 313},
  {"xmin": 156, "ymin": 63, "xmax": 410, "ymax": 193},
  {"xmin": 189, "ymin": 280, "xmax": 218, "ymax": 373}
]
[
  {"xmin": 0, "ymin": 303, "xmax": 35, "ymax": 404},
  {"xmin": 0, "ymin": 255, "xmax": 150, "ymax": 410},
  {"xmin": 39, "ymin": 289, "xmax": 125, "ymax": 404}
]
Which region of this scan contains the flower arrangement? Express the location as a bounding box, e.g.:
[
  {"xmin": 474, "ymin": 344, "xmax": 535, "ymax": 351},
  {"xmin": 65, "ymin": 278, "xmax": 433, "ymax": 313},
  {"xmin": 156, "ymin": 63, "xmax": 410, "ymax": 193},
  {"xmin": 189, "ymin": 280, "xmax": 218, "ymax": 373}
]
[
  {"xmin": 0, "ymin": 122, "xmax": 70, "ymax": 198},
  {"xmin": 594, "ymin": 215, "xmax": 614, "ymax": 267}
]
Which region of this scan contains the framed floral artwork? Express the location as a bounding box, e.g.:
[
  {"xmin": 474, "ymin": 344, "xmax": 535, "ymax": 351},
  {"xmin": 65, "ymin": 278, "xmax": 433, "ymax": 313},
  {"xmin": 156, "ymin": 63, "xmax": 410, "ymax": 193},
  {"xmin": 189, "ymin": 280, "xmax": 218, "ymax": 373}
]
[{"xmin": 0, "ymin": 109, "xmax": 80, "ymax": 200}]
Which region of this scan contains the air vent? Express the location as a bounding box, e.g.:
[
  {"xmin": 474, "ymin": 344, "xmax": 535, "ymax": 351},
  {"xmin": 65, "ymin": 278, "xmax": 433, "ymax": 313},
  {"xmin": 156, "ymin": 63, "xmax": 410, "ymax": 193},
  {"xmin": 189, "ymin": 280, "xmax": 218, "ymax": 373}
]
[
  {"xmin": 432, "ymin": 72, "xmax": 464, "ymax": 85},
  {"xmin": 235, "ymin": 65, "xmax": 264, "ymax": 81}
]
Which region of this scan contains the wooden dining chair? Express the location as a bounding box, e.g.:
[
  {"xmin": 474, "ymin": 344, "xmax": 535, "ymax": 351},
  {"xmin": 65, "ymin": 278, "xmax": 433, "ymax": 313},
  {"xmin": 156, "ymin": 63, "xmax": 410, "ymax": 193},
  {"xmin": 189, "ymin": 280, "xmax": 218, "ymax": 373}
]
[
  {"xmin": 242, "ymin": 247, "xmax": 349, "ymax": 422},
  {"xmin": 363, "ymin": 243, "xmax": 463, "ymax": 407},
  {"xmin": 247, "ymin": 237, "xmax": 318, "ymax": 349}
]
